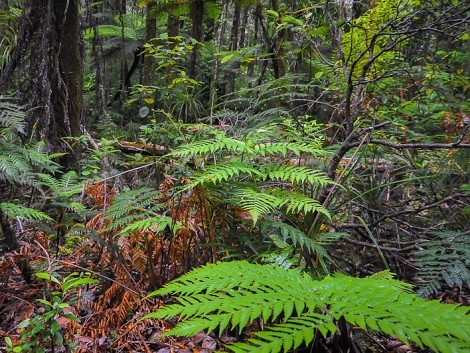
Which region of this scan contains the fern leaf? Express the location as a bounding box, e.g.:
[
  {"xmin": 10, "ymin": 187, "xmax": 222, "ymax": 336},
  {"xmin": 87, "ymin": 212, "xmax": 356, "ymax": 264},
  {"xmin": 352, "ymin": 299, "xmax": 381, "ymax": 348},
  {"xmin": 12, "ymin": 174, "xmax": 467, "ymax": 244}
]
[
  {"xmin": 188, "ymin": 160, "xmax": 263, "ymax": 187},
  {"xmin": 253, "ymin": 142, "xmax": 326, "ymax": 157},
  {"xmin": 0, "ymin": 202, "xmax": 53, "ymax": 221},
  {"xmin": 260, "ymin": 164, "xmax": 332, "ymax": 186},
  {"xmin": 415, "ymin": 230, "xmax": 470, "ymax": 297},
  {"xmin": 271, "ymin": 189, "xmax": 331, "ymax": 219},
  {"xmin": 231, "ymin": 188, "xmax": 279, "ymax": 224},
  {"xmin": 119, "ymin": 215, "xmax": 181, "ymax": 235},
  {"xmin": 167, "ymin": 137, "xmax": 249, "ymax": 158},
  {"xmin": 145, "ymin": 261, "xmax": 470, "ymax": 353}
]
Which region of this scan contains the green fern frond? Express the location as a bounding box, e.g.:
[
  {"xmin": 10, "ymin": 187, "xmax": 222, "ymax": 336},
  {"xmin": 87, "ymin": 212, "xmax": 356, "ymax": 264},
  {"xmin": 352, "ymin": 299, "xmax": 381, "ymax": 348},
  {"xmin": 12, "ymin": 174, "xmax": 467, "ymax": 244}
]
[
  {"xmin": 260, "ymin": 220, "xmax": 346, "ymax": 272},
  {"xmin": 415, "ymin": 230, "xmax": 470, "ymax": 297},
  {"xmin": 104, "ymin": 187, "xmax": 160, "ymax": 221},
  {"xmin": 188, "ymin": 160, "xmax": 263, "ymax": 187},
  {"xmin": 119, "ymin": 215, "xmax": 181, "ymax": 235},
  {"xmin": 260, "ymin": 220, "xmax": 313, "ymax": 250},
  {"xmin": 253, "ymin": 142, "xmax": 325, "ymax": 157},
  {"xmin": 230, "ymin": 188, "xmax": 330, "ymax": 224},
  {"xmin": 0, "ymin": 145, "xmax": 35, "ymax": 185},
  {"xmin": 260, "ymin": 164, "xmax": 332, "ymax": 186},
  {"xmin": 271, "ymin": 189, "xmax": 331, "ymax": 219},
  {"xmin": 103, "ymin": 187, "xmax": 164, "ymax": 234},
  {"xmin": 231, "ymin": 188, "xmax": 280, "ymax": 224},
  {"xmin": 36, "ymin": 171, "xmax": 82, "ymax": 197},
  {"xmin": 0, "ymin": 202, "xmax": 53, "ymax": 221},
  {"xmin": 145, "ymin": 261, "xmax": 470, "ymax": 353},
  {"xmin": 167, "ymin": 137, "xmax": 249, "ymax": 158},
  {"xmin": 0, "ymin": 98, "xmax": 27, "ymax": 136}
]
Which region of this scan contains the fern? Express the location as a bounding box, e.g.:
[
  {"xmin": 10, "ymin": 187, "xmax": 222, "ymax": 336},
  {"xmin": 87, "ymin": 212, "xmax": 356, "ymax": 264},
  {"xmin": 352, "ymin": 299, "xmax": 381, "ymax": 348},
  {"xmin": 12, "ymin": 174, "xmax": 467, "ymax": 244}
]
[
  {"xmin": 0, "ymin": 97, "xmax": 27, "ymax": 137},
  {"xmin": 145, "ymin": 261, "xmax": 470, "ymax": 353},
  {"xmin": 253, "ymin": 142, "xmax": 326, "ymax": 157},
  {"xmin": 230, "ymin": 188, "xmax": 330, "ymax": 224},
  {"xmin": 167, "ymin": 137, "xmax": 249, "ymax": 158},
  {"xmin": 415, "ymin": 230, "xmax": 470, "ymax": 297},
  {"xmin": 0, "ymin": 202, "xmax": 53, "ymax": 221},
  {"xmin": 119, "ymin": 215, "xmax": 182, "ymax": 236},
  {"xmin": 188, "ymin": 159, "xmax": 262, "ymax": 188},
  {"xmin": 260, "ymin": 220, "xmax": 346, "ymax": 271},
  {"xmin": 103, "ymin": 187, "xmax": 165, "ymax": 234},
  {"xmin": 260, "ymin": 164, "xmax": 331, "ymax": 186}
]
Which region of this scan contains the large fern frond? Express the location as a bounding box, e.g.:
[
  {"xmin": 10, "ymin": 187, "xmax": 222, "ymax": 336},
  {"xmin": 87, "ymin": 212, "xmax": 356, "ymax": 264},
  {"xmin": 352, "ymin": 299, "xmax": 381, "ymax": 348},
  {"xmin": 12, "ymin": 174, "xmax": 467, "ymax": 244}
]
[
  {"xmin": 415, "ymin": 230, "xmax": 470, "ymax": 297},
  {"xmin": 145, "ymin": 261, "xmax": 470, "ymax": 353}
]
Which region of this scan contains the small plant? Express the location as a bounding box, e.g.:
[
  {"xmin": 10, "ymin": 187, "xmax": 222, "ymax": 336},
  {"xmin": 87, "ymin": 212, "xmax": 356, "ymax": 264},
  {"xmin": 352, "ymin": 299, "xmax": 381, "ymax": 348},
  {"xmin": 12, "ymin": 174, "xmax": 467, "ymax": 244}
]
[{"xmin": 4, "ymin": 272, "xmax": 98, "ymax": 353}]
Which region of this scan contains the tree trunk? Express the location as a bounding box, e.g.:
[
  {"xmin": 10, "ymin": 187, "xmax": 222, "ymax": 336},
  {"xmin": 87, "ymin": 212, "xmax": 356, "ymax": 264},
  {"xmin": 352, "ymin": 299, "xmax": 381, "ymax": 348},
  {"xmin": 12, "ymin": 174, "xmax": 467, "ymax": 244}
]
[
  {"xmin": 225, "ymin": 2, "xmax": 242, "ymax": 95},
  {"xmin": 271, "ymin": 0, "xmax": 287, "ymax": 79},
  {"xmin": 54, "ymin": 0, "xmax": 82, "ymax": 138},
  {"xmin": 189, "ymin": 0, "xmax": 204, "ymax": 78},
  {"xmin": 0, "ymin": 0, "xmax": 83, "ymax": 166},
  {"xmin": 143, "ymin": 3, "xmax": 157, "ymax": 87}
]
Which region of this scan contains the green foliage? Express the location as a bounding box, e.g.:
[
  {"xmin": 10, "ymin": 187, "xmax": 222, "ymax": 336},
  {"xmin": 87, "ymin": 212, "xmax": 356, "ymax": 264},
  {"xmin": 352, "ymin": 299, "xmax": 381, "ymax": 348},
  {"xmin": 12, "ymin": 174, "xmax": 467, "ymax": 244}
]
[
  {"xmin": 5, "ymin": 272, "xmax": 98, "ymax": 353},
  {"xmin": 0, "ymin": 97, "xmax": 61, "ymax": 186},
  {"xmin": 36, "ymin": 171, "xmax": 85, "ymax": 212},
  {"xmin": 83, "ymin": 13, "xmax": 145, "ymax": 41},
  {"xmin": 145, "ymin": 261, "xmax": 470, "ymax": 353},
  {"xmin": 415, "ymin": 230, "xmax": 470, "ymax": 297},
  {"xmin": 102, "ymin": 187, "xmax": 182, "ymax": 238},
  {"xmin": 156, "ymin": 119, "xmax": 338, "ymax": 272},
  {"xmin": 104, "ymin": 187, "xmax": 161, "ymax": 233},
  {"xmin": 0, "ymin": 203, "xmax": 53, "ymax": 222},
  {"xmin": 0, "ymin": 6, "xmax": 20, "ymax": 70}
]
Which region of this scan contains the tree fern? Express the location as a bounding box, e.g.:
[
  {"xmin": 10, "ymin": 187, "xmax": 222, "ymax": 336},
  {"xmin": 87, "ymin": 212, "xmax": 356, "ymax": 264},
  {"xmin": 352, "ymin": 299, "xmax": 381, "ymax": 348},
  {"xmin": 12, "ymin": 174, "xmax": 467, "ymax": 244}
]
[
  {"xmin": 162, "ymin": 120, "xmax": 335, "ymax": 267},
  {"xmin": 415, "ymin": 230, "xmax": 470, "ymax": 297},
  {"xmin": 145, "ymin": 261, "xmax": 470, "ymax": 353}
]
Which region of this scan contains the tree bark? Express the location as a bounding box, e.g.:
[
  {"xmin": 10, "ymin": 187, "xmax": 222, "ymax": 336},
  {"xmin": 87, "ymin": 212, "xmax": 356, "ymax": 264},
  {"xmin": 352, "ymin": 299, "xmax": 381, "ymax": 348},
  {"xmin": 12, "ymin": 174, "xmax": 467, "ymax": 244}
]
[
  {"xmin": 143, "ymin": 3, "xmax": 157, "ymax": 87},
  {"xmin": 189, "ymin": 0, "xmax": 204, "ymax": 78},
  {"xmin": 0, "ymin": 0, "xmax": 83, "ymax": 166},
  {"xmin": 54, "ymin": 0, "xmax": 83, "ymax": 138}
]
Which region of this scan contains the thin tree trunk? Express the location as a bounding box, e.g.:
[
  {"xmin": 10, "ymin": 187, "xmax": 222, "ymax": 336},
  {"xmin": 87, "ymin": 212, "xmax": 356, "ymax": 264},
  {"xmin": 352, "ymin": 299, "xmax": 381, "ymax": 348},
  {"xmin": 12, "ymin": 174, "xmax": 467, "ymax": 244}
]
[
  {"xmin": 189, "ymin": 0, "xmax": 204, "ymax": 78},
  {"xmin": 225, "ymin": 1, "xmax": 242, "ymax": 95},
  {"xmin": 143, "ymin": 2, "xmax": 157, "ymax": 87}
]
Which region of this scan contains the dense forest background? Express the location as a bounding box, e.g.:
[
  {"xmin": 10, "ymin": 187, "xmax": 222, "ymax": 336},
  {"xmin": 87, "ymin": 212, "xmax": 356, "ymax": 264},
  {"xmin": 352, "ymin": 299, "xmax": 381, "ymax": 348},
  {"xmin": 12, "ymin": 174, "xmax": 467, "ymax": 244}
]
[{"xmin": 0, "ymin": 0, "xmax": 469, "ymax": 352}]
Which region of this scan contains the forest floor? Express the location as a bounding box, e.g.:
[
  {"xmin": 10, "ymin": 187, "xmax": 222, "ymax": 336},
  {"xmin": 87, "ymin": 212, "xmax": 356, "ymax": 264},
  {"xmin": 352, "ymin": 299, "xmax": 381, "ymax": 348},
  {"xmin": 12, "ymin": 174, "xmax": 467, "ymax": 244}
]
[{"xmin": 1, "ymin": 225, "xmax": 469, "ymax": 353}]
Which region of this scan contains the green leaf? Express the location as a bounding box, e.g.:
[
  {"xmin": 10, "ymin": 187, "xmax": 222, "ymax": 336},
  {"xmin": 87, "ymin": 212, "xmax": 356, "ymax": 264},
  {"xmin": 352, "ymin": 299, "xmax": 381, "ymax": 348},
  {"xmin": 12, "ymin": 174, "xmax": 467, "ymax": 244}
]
[
  {"xmin": 221, "ymin": 54, "xmax": 235, "ymax": 64},
  {"xmin": 35, "ymin": 272, "xmax": 61, "ymax": 285},
  {"xmin": 4, "ymin": 336, "xmax": 13, "ymax": 347},
  {"xmin": 146, "ymin": 261, "xmax": 470, "ymax": 353}
]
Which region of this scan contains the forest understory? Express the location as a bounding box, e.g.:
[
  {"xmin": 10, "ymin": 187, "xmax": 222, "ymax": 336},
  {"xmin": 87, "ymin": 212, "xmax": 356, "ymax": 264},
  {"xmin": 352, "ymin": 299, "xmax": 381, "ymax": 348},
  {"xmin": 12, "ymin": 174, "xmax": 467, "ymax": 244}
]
[{"xmin": 1, "ymin": 0, "xmax": 469, "ymax": 352}]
